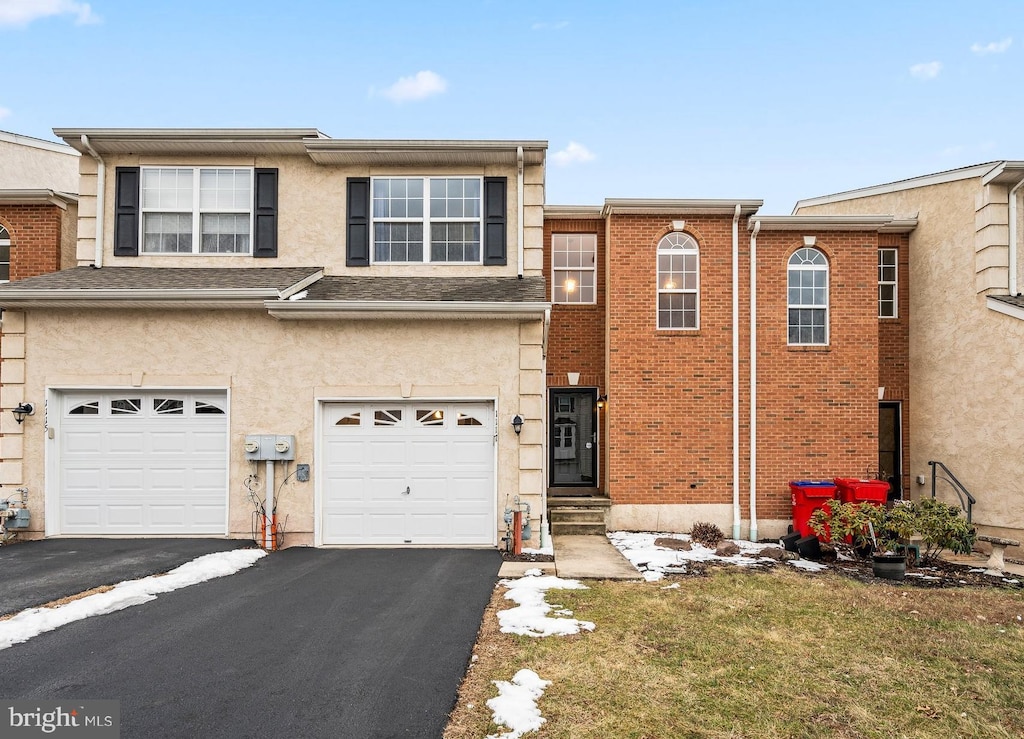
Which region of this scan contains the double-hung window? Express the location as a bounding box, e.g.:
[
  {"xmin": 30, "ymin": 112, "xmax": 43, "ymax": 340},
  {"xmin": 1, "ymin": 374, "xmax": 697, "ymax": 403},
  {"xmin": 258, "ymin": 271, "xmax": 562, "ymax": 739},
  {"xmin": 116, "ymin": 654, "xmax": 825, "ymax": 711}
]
[
  {"xmin": 141, "ymin": 167, "xmax": 253, "ymax": 254},
  {"xmin": 787, "ymin": 248, "xmax": 829, "ymax": 345},
  {"xmin": 657, "ymin": 232, "xmax": 699, "ymax": 329},
  {"xmin": 372, "ymin": 177, "xmax": 482, "ymax": 263},
  {"xmin": 0, "ymin": 225, "xmax": 9, "ymax": 282},
  {"xmin": 878, "ymin": 248, "xmax": 897, "ymax": 318},
  {"xmin": 552, "ymin": 234, "xmax": 597, "ymax": 303}
]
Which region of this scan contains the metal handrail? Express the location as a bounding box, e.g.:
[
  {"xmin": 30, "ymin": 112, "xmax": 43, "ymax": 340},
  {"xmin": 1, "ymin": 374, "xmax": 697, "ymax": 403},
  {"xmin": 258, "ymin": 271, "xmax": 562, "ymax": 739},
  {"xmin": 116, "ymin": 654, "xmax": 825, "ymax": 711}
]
[{"xmin": 928, "ymin": 460, "xmax": 976, "ymax": 523}]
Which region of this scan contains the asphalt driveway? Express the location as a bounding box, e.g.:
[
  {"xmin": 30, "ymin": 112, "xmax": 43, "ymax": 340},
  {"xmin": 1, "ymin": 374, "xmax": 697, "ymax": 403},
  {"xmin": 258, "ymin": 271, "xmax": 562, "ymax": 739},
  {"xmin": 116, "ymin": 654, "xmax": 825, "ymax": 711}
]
[
  {"xmin": 0, "ymin": 547, "xmax": 502, "ymax": 738},
  {"xmin": 0, "ymin": 538, "xmax": 255, "ymax": 616}
]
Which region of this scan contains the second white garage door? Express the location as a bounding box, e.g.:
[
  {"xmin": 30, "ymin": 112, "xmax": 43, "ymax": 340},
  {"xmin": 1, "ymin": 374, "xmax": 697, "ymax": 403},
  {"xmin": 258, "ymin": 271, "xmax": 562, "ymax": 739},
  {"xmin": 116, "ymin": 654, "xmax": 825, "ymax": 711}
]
[{"xmin": 321, "ymin": 401, "xmax": 495, "ymax": 545}]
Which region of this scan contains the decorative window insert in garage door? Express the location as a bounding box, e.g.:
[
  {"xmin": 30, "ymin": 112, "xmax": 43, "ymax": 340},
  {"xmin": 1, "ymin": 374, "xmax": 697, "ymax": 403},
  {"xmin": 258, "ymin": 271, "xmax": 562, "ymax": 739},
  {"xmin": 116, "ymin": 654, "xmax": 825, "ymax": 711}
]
[
  {"xmin": 320, "ymin": 401, "xmax": 495, "ymax": 546},
  {"xmin": 56, "ymin": 391, "xmax": 228, "ymax": 535}
]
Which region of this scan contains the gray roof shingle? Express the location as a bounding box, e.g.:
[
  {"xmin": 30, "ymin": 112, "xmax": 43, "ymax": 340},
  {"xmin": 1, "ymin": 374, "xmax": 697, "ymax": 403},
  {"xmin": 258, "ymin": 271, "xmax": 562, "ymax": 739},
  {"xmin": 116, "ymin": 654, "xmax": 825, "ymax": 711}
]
[
  {"xmin": 0, "ymin": 266, "xmax": 322, "ymax": 292},
  {"xmin": 301, "ymin": 276, "xmax": 547, "ymax": 303}
]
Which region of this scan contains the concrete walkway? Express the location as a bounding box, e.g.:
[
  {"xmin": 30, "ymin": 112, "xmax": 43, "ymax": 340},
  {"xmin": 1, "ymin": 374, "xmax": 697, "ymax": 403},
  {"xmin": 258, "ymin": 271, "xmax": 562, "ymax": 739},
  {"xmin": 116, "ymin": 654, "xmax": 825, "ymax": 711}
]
[{"xmin": 552, "ymin": 534, "xmax": 640, "ymax": 579}]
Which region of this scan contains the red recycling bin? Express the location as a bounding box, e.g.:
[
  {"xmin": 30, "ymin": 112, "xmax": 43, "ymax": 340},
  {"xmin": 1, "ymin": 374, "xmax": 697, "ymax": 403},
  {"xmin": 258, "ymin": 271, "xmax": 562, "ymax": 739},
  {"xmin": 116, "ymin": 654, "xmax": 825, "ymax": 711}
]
[
  {"xmin": 790, "ymin": 480, "xmax": 838, "ymax": 538},
  {"xmin": 833, "ymin": 478, "xmax": 890, "ymax": 507}
]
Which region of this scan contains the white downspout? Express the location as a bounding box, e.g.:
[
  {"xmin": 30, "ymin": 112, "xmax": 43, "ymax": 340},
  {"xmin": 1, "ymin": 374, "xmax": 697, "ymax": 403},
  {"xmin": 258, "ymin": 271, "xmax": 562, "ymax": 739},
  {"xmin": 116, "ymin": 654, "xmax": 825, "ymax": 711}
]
[
  {"xmin": 749, "ymin": 219, "xmax": 761, "ymax": 542},
  {"xmin": 80, "ymin": 135, "xmax": 105, "ymax": 268},
  {"xmin": 517, "ymin": 146, "xmax": 525, "ymax": 279},
  {"xmin": 731, "ymin": 203, "xmax": 741, "ymax": 540},
  {"xmin": 1009, "ymin": 175, "xmax": 1024, "ymax": 296}
]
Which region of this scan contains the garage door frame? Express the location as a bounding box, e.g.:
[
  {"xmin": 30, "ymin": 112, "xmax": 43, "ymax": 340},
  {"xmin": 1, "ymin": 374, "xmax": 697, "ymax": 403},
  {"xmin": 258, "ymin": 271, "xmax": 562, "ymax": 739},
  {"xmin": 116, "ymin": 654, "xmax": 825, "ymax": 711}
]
[
  {"xmin": 44, "ymin": 386, "xmax": 231, "ymax": 537},
  {"xmin": 315, "ymin": 396, "xmax": 498, "ymax": 548}
]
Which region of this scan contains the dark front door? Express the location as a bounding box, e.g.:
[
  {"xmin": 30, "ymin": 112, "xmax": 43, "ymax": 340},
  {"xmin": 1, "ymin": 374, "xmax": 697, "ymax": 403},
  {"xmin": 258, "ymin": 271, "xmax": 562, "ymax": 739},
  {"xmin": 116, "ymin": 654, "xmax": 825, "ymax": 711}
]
[
  {"xmin": 878, "ymin": 402, "xmax": 902, "ymax": 500},
  {"xmin": 549, "ymin": 389, "xmax": 597, "ymax": 487}
]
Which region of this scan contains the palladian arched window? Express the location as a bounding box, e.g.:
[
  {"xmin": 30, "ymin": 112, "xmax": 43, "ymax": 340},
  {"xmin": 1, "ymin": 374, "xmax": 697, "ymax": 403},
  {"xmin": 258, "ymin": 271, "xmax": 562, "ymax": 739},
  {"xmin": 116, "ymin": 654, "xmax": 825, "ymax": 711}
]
[
  {"xmin": 787, "ymin": 248, "xmax": 829, "ymax": 345},
  {"xmin": 657, "ymin": 232, "xmax": 699, "ymax": 329}
]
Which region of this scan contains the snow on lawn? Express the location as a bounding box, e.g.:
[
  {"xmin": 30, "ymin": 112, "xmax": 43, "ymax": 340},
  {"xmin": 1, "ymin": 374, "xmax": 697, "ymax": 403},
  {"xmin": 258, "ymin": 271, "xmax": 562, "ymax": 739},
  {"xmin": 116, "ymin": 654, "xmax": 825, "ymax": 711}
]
[
  {"xmin": 485, "ymin": 669, "xmax": 552, "ymax": 739},
  {"xmin": 607, "ymin": 531, "xmax": 817, "ymax": 580},
  {"xmin": 497, "ymin": 568, "xmax": 595, "ymax": 637},
  {"xmin": 0, "ymin": 548, "xmax": 266, "ymax": 651}
]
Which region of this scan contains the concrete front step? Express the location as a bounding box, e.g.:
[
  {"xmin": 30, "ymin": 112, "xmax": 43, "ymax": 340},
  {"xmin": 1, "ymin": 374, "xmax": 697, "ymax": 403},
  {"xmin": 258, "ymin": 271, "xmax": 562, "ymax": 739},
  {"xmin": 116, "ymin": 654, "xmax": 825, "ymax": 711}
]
[
  {"xmin": 551, "ymin": 521, "xmax": 607, "ymax": 536},
  {"xmin": 548, "ymin": 507, "xmax": 606, "ymax": 524}
]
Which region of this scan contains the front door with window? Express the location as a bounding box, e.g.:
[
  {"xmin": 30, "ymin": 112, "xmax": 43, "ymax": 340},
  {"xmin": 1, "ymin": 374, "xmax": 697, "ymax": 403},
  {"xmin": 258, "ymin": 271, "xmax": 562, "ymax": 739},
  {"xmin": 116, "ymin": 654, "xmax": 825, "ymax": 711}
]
[
  {"xmin": 549, "ymin": 389, "xmax": 597, "ymax": 487},
  {"xmin": 878, "ymin": 402, "xmax": 902, "ymax": 500}
]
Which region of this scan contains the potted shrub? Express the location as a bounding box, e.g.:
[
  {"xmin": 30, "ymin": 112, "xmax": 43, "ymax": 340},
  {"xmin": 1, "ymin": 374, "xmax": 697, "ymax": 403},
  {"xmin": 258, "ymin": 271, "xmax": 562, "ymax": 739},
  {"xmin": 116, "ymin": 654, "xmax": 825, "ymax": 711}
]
[{"xmin": 809, "ymin": 499, "xmax": 976, "ymax": 581}]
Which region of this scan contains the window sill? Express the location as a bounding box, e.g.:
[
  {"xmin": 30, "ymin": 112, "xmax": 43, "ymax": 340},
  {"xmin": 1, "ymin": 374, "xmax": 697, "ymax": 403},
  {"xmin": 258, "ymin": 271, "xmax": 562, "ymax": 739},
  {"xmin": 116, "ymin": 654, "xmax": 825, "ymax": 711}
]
[{"xmin": 787, "ymin": 345, "xmax": 831, "ymax": 353}]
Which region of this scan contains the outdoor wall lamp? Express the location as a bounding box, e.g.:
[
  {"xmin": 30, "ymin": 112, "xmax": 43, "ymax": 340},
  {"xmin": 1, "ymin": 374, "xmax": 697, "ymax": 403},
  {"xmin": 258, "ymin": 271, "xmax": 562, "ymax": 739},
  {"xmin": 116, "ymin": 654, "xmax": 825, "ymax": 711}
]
[
  {"xmin": 12, "ymin": 403, "xmax": 34, "ymax": 424},
  {"xmin": 511, "ymin": 414, "xmax": 524, "ymax": 435},
  {"xmin": 596, "ymin": 395, "xmax": 608, "ymax": 410}
]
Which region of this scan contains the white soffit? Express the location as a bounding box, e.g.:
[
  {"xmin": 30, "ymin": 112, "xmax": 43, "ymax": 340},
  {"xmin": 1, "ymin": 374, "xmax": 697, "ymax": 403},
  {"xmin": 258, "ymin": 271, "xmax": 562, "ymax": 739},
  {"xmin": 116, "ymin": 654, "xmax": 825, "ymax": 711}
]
[
  {"xmin": 303, "ymin": 139, "xmax": 547, "ymax": 167},
  {"xmin": 602, "ymin": 199, "xmax": 763, "ymax": 216},
  {"xmin": 748, "ymin": 215, "xmax": 916, "ymax": 232},
  {"xmin": 53, "ymin": 128, "xmax": 327, "ymax": 156},
  {"xmin": 981, "ymin": 161, "xmax": 1024, "ymax": 186}
]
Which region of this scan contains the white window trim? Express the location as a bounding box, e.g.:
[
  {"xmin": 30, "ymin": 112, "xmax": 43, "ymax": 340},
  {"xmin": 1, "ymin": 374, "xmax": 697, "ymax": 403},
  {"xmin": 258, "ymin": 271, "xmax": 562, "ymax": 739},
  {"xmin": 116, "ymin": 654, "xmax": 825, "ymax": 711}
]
[
  {"xmin": 139, "ymin": 167, "xmax": 255, "ymax": 256},
  {"xmin": 878, "ymin": 248, "xmax": 898, "ymax": 319},
  {"xmin": 656, "ymin": 232, "xmax": 700, "ymax": 331},
  {"xmin": 0, "ymin": 225, "xmax": 9, "ymax": 283},
  {"xmin": 551, "ymin": 233, "xmax": 597, "ymax": 305},
  {"xmin": 370, "ymin": 176, "xmax": 484, "ymax": 264},
  {"xmin": 787, "ymin": 248, "xmax": 829, "ymax": 346}
]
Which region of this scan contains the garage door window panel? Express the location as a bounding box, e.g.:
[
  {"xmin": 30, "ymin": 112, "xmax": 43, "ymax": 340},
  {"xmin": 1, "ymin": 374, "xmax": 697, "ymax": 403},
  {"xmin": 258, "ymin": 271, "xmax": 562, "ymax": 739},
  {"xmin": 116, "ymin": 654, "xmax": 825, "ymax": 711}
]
[
  {"xmin": 195, "ymin": 401, "xmax": 225, "ymax": 415},
  {"xmin": 155, "ymin": 398, "xmax": 185, "ymax": 415},
  {"xmin": 111, "ymin": 398, "xmax": 142, "ymax": 415},
  {"xmin": 374, "ymin": 409, "xmax": 403, "ymax": 427},
  {"xmin": 69, "ymin": 401, "xmax": 99, "ymax": 416},
  {"xmin": 416, "ymin": 409, "xmax": 445, "ymax": 426}
]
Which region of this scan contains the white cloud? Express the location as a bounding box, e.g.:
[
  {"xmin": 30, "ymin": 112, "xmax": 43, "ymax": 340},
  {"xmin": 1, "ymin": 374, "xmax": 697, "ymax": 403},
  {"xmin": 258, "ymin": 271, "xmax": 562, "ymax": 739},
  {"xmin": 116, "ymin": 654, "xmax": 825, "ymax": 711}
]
[
  {"xmin": 0, "ymin": 106, "xmax": 10, "ymax": 120},
  {"xmin": 0, "ymin": 0, "xmax": 100, "ymax": 27},
  {"xmin": 971, "ymin": 38, "xmax": 1012, "ymax": 55},
  {"xmin": 378, "ymin": 70, "xmax": 447, "ymax": 103},
  {"xmin": 531, "ymin": 20, "xmax": 569, "ymax": 31},
  {"xmin": 551, "ymin": 141, "xmax": 596, "ymax": 167},
  {"xmin": 909, "ymin": 61, "xmax": 942, "ymax": 80}
]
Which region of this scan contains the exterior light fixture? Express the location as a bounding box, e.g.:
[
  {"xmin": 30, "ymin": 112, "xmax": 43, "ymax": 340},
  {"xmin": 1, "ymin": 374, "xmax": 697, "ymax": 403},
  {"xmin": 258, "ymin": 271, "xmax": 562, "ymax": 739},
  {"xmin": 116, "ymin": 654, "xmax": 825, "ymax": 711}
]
[
  {"xmin": 511, "ymin": 414, "xmax": 524, "ymax": 435},
  {"xmin": 12, "ymin": 403, "xmax": 34, "ymax": 424},
  {"xmin": 596, "ymin": 395, "xmax": 608, "ymax": 410}
]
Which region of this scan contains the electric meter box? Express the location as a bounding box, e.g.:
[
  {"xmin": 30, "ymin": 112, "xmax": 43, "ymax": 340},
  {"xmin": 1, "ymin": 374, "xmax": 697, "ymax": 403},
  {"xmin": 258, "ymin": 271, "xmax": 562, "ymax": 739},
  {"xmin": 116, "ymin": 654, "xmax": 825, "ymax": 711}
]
[{"xmin": 244, "ymin": 434, "xmax": 296, "ymax": 461}]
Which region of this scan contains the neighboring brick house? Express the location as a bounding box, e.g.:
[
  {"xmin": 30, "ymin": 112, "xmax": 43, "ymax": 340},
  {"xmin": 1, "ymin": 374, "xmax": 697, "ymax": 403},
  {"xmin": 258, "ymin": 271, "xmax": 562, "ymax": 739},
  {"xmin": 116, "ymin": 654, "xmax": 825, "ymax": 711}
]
[
  {"xmin": 544, "ymin": 201, "xmax": 914, "ymax": 540},
  {"xmin": 796, "ymin": 162, "xmax": 1024, "ymax": 555}
]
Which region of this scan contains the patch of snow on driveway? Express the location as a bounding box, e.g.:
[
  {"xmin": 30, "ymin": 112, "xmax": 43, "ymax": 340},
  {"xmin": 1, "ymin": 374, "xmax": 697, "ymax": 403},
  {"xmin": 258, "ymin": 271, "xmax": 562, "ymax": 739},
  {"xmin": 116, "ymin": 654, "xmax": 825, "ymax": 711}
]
[{"xmin": 0, "ymin": 548, "xmax": 266, "ymax": 651}]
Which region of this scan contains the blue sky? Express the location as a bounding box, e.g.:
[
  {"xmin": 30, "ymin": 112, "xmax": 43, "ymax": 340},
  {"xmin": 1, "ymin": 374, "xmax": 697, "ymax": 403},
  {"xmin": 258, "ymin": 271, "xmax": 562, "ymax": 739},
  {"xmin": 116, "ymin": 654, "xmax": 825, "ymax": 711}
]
[{"xmin": 1, "ymin": 0, "xmax": 1022, "ymax": 212}]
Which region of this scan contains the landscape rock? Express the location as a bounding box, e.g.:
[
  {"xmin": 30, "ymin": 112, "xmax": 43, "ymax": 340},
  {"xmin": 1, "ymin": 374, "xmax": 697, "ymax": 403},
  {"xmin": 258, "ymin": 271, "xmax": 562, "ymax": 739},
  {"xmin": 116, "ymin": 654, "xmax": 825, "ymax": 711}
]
[
  {"xmin": 655, "ymin": 537, "xmax": 692, "ymax": 551},
  {"xmin": 715, "ymin": 541, "xmax": 741, "ymax": 557},
  {"xmin": 759, "ymin": 547, "xmax": 799, "ymax": 561}
]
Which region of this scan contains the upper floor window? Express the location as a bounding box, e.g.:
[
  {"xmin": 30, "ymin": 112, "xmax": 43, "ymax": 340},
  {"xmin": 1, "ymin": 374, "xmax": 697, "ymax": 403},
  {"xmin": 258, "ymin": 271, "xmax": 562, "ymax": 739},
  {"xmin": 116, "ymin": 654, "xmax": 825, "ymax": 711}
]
[
  {"xmin": 788, "ymin": 248, "xmax": 829, "ymax": 345},
  {"xmin": 141, "ymin": 167, "xmax": 253, "ymax": 255},
  {"xmin": 0, "ymin": 225, "xmax": 9, "ymax": 282},
  {"xmin": 878, "ymin": 248, "xmax": 897, "ymax": 318},
  {"xmin": 552, "ymin": 234, "xmax": 597, "ymax": 304},
  {"xmin": 657, "ymin": 232, "xmax": 699, "ymax": 330},
  {"xmin": 372, "ymin": 177, "xmax": 482, "ymax": 263}
]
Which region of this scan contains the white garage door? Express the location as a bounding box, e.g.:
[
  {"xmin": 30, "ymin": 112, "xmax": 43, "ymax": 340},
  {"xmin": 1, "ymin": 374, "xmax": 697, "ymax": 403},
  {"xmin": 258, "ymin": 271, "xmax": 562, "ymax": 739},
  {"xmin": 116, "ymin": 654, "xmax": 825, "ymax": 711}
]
[
  {"xmin": 321, "ymin": 401, "xmax": 495, "ymax": 545},
  {"xmin": 57, "ymin": 391, "xmax": 228, "ymax": 535}
]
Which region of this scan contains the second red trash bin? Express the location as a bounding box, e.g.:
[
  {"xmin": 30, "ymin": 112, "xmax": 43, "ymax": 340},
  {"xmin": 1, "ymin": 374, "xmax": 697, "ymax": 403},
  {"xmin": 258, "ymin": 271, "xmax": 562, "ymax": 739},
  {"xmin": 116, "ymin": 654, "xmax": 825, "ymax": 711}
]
[
  {"xmin": 790, "ymin": 480, "xmax": 838, "ymax": 538},
  {"xmin": 833, "ymin": 478, "xmax": 890, "ymax": 507}
]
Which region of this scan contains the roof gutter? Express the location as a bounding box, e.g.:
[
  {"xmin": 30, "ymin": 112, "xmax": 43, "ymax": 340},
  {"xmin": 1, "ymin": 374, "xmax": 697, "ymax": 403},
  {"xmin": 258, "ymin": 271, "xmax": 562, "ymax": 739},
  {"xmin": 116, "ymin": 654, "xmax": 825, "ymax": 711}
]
[
  {"xmin": 80, "ymin": 135, "xmax": 104, "ymax": 268},
  {"xmin": 517, "ymin": 146, "xmax": 525, "ymax": 279},
  {"xmin": 264, "ymin": 300, "xmax": 551, "ymax": 320}
]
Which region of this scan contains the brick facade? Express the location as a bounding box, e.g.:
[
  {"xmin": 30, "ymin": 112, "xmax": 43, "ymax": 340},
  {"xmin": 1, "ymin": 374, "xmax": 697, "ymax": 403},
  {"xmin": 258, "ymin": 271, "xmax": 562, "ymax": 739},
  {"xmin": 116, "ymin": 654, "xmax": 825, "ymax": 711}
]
[
  {"xmin": 0, "ymin": 204, "xmax": 66, "ymax": 281},
  {"xmin": 544, "ymin": 206, "xmax": 910, "ymax": 535},
  {"xmin": 877, "ymin": 232, "xmax": 911, "ymax": 496}
]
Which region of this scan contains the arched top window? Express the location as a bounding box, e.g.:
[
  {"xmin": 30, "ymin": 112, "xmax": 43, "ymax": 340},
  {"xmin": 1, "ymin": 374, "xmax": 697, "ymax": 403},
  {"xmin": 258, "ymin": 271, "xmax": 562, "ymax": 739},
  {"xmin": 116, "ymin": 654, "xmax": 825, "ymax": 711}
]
[
  {"xmin": 657, "ymin": 232, "xmax": 699, "ymax": 330},
  {"xmin": 0, "ymin": 225, "xmax": 10, "ymax": 283},
  {"xmin": 787, "ymin": 247, "xmax": 829, "ymax": 345}
]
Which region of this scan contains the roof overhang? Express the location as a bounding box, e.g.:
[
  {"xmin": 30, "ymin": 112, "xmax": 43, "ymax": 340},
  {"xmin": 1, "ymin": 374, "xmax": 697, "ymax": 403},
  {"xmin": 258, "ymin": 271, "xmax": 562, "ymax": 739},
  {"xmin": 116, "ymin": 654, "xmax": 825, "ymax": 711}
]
[
  {"xmin": 0, "ymin": 130, "xmax": 79, "ymax": 156},
  {"xmin": 981, "ymin": 161, "xmax": 1024, "ymax": 186},
  {"xmin": 602, "ymin": 199, "xmax": 763, "ymax": 216},
  {"xmin": 987, "ymin": 295, "xmax": 1024, "ymax": 320},
  {"xmin": 748, "ymin": 215, "xmax": 917, "ymax": 232},
  {"xmin": 794, "ymin": 162, "xmax": 999, "ymax": 212},
  {"xmin": 302, "ymin": 139, "xmax": 547, "ymax": 167},
  {"xmin": 0, "ymin": 189, "xmax": 78, "ymax": 209},
  {"xmin": 265, "ymin": 299, "xmax": 551, "ymax": 321},
  {"xmin": 53, "ymin": 128, "xmax": 328, "ymax": 156},
  {"xmin": 544, "ymin": 205, "xmax": 604, "ymax": 219}
]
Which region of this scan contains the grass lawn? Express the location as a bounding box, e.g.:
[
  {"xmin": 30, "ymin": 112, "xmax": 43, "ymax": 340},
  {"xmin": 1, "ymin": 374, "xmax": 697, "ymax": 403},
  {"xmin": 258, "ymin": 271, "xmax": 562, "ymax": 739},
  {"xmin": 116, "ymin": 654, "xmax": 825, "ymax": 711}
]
[{"xmin": 445, "ymin": 568, "xmax": 1024, "ymax": 739}]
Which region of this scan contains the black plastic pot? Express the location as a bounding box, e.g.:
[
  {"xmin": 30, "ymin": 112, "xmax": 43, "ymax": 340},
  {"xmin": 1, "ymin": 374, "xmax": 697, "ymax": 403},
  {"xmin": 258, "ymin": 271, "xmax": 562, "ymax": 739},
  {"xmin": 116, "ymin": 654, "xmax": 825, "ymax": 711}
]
[{"xmin": 872, "ymin": 553, "xmax": 906, "ymax": 581}]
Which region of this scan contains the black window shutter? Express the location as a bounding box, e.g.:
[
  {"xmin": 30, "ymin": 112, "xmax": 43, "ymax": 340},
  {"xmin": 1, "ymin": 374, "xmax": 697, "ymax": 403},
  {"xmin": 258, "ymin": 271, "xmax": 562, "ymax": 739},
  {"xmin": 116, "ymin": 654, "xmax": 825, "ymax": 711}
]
[
  {"xmin": 113, "ymin": 167, "xmax": 140, "ymax": 257},
  {"xmin": 483, "ymin": 177, "xmax": 507, "ymax": 265},
  {"xmin": 347, "ymin": 177, "xmax": 370, "ymax": 266},
  {"xmin": 253, "ymin": 168, "xmax": 278, "ymax": 258}
]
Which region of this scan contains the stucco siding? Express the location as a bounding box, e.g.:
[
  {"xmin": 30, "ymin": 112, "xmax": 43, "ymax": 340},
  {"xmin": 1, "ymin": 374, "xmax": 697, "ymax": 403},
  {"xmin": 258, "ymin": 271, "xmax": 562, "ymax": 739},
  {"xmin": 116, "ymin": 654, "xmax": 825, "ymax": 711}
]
[
  {"xmin": 17, "ymin": 309, "xmax": 541, "ymax": 545},
  {"xmin": 0, "ymin": 137, "xmax": 79, "ymax": 192}
]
